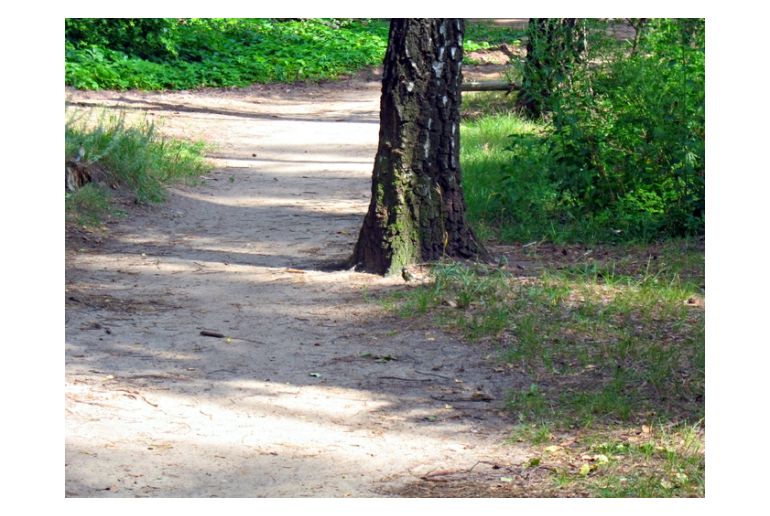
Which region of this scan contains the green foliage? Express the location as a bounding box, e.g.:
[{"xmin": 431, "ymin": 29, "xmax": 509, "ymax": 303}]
[
  {"xmin": 65, "ymin": 18, "xmax": 390, "ymax": 90},
  {"xmin": 520, "ymin": 19, "xmax": 705, "ymax": 240},
  {"xmin": 65, "ymin": 110, "xmax": 211, "ymax": 225},
  {"xmin": 463, "ymin": 19, "xmax": 705, "ymax": 242},
  {"xmin": 66, "ymin": 19, "xmax": 180, "ymax": 61},
  {"xmin": 516, "ymin": 18, "xmax": 588, "ymax": 119},
  {"xmin": 65, "ymin": 19, "xmax": 529, "ymax": 91}
]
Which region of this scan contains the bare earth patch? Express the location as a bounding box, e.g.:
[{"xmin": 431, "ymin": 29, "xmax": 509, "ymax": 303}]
[{"xmin": 64, "ymin": 70, "xmax": 538, "ymax": 497}]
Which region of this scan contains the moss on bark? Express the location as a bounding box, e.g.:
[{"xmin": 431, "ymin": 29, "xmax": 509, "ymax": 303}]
[{"xmin": 351, "ymin": 19, "xmax": 486, "ymax": 275}]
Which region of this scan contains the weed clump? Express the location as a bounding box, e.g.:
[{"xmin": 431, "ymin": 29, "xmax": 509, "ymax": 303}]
[{"xmin": 65, "ymin": 110, "xmax": 211, "ymax": 226}]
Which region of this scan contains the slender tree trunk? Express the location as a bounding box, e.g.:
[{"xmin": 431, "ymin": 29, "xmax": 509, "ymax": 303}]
[
  {"xmin": 517, "ymin": 18, "xmax": 587, "ymax": 118},
  {"xmin": 350, "ymin": 18, "xmax": 486, "ymax": 275}
]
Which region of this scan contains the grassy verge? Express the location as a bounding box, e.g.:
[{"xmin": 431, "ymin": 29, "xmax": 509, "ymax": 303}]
[
  {"xmin": 382, "ymin": 239, "xmax": 705, "ymax": 497},
  {"xmin": 65, "ymin": 110, "xmax": 211, "ymax": 227}
]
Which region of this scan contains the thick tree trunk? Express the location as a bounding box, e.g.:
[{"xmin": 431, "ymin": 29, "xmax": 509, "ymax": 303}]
[{"xmin": 350, "ymin": 19, "xmax": 486, "ymax": 275}]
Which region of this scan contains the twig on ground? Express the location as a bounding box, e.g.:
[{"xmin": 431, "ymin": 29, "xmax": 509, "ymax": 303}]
[
  {"xmin": 114, "ymin": 389, "xmax": 159, "ymax": 407},
  {"xmin": 378, "ymin": 376, "xmax": 432, "ymax": 382},
  {"xmin": 414, "ymin": 369, "xmax": 453, "ymax": 380},
  {"xmin": 430, "ymin": 393, "xmax": 493, "ymax": 402}
]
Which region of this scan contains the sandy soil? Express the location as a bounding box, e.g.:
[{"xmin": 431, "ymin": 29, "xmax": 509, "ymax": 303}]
[{"xmin": 64, "ymin": 70, "xmax": 534, "ymax": 498}]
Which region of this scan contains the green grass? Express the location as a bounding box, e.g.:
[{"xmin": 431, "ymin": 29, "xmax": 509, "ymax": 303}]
[
  {"xmin": 381, "ymin": 239, "xmax": 704, "ymax": 497},
  {"xmin": 461, "ymin": 91, "xmax": 520, "ymax": 122},
  {"xmin": 460, "ymin": 113, "xmax": 568, "ymax": 243},
  {"xmin": 65, "ymin": 110, "xmax": 212, "ymax": 227},
  {"xmin": 575, "ymin": 421, "xmax": 704, "ymax": 497},
  {"xmin": 65, "ymin": 183, "xmax": 114, "ymax": 227}
]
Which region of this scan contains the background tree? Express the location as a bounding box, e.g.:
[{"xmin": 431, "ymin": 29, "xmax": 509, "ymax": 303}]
[
  {"xmin": 516, "ymin": 18, "xmax": 587, "ymax": 118},
  {"xmin": 350, "ymin": 18, "xmax": 485, "ymax": 275}
]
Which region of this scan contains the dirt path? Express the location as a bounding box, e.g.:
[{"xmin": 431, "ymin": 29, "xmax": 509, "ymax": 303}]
[{"xmin": 64, "ymin": 73, "xmax": 532, "ymax": 497}]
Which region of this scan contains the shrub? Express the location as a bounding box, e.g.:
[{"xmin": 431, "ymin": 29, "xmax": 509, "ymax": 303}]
[{"xmin": 509, "ymin": 18, "xmax": 705, "ymax": 241}]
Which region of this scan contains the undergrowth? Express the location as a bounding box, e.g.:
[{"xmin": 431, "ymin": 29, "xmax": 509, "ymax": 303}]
[
  {"xmin": 65, "ymin": 19, "xmax": 524, "ymax": 91},
  {"xmin": 460, "ymin": 19, "xmax": 704, "ymax": 244},
  {"xmin": 66, "ymin": 19, "xmax": 390, "ymax": 90}
]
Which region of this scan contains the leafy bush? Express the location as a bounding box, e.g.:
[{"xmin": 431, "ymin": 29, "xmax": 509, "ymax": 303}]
[
  {"xmin": 66, "ymin": 19, "xmax": 180, "ymax": 61},
  {"xmin": 500, "ymin": 18, "xmax": 705, "ymax": 241},
  {"xmin": 548, "ymin": 19, "xmax": 704, "ymax": 239}
]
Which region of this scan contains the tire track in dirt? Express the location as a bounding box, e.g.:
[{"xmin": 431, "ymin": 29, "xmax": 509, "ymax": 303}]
[{"xmin": 64, "ymin": 77, "xmax": 528, "ymax": 497}]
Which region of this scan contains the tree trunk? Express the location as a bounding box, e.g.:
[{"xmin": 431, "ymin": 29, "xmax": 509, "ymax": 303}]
[
  {"xmin": 517, "ymin": 18, "xmax": 587, "ymax": 118},
  {"xmin": 350, "ymin": 19, "xmax": 486, "ymax": 275}
]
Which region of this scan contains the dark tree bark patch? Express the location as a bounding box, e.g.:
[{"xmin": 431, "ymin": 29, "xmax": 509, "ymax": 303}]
[{"xmin": 351, "ymin": 19, "xmax": 487, "ymax": 275}]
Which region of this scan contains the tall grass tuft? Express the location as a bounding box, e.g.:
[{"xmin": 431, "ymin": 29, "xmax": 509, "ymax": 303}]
[
  {"xmin": 65, "ymin": 110, "xmax": 211, "ymax": 226},
  {"xmin": 460, "ymin": 113, "xmax": 565, "ymax": 242}
]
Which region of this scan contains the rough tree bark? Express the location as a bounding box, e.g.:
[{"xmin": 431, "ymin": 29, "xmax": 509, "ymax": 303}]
[{"xmin": 350, "ymin": 19, "xmax": 486, "ymax": 275}]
